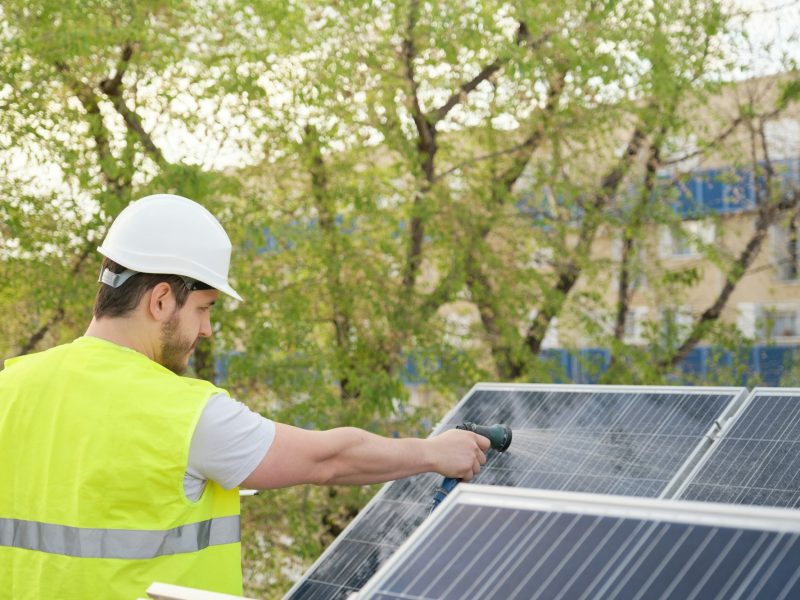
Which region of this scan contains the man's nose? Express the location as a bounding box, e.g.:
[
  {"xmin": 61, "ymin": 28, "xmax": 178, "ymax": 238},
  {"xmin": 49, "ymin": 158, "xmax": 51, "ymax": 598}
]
[{"xmin": 200, "ymin": 316, "xmax": 213, "ymax": 338}]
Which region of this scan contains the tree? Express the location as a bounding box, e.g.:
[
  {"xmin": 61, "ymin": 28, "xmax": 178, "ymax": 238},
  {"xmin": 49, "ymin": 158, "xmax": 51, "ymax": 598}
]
[
  {"xmin": 0, "ymin": 0, "xmax": 292, "ymax": 364},
  {"xmin": 4, "ymin": 2, "xmax": 799, "ymax": 597}
]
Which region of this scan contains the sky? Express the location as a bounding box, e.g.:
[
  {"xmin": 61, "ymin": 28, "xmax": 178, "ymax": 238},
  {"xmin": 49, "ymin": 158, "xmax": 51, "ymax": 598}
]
[{"xmin": 734, "ymin": 0, "xmax": 800, "ymax": 77}]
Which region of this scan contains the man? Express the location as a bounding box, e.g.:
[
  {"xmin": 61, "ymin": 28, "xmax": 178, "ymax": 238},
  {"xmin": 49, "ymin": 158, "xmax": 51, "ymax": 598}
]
[{"xmin": 0, "ymin": 194, "xmax": 489, "ymax": 599}]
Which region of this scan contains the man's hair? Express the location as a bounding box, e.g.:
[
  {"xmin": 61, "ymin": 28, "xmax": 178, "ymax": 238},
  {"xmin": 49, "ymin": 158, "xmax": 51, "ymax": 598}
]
[{"xmin": 93, "ymin": 258, "xmax": 191, "ymax": 319}]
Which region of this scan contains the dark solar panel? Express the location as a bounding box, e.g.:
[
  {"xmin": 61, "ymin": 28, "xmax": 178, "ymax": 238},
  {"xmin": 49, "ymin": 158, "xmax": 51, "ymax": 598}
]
[
  {"xmin": 284, "ymin": 384, "xmax": 745, "ymax": 599},
  {"xmin": 361, "ymin": 486, "xmax": 800, "ymax": 600},
  {"xmin": 678, "ymin": 388, "xmax": 800, "ymax": 507}
]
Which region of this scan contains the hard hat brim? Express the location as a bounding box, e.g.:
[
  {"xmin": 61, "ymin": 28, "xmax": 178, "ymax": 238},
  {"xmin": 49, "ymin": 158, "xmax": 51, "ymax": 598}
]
[{"xmin": 97, "ymin": 245, "xmax": 243, "ymax": 302}]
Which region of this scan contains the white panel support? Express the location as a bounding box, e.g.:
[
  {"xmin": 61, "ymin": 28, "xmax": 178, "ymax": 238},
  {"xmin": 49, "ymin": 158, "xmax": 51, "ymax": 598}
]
[
  {"xmin": 660, "ymin": 386, "xmax": 750, "ymax": 499},
  {"xmin": 147, "ymin": 582, "xmax": 254, "ymax": 600}
]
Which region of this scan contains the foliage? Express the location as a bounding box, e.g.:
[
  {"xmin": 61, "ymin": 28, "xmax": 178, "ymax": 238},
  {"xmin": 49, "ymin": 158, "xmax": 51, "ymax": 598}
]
[{"xmin": 2, "ymin": 1, "xmax": 799, "ymax": 597}]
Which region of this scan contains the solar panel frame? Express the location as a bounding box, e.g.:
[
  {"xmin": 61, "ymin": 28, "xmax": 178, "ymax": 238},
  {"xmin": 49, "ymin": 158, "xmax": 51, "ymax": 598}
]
[
  {"xmin": 283, "ymin": 383, "xmax": 748, "ymax": 599},
  {"xmin": 357, "ymin": 484, "xmax": 800, "ymax": 599},
  {"xmin": 658, "ymin": 384, "xmax": 749, "ymax": 497},
  {"xmin": 674, "ymin": 387, "xmax": 800, "ymax": 507}
]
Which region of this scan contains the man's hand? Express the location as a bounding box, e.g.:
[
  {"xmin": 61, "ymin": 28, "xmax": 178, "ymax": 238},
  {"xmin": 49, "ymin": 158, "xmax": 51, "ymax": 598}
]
[{"xmin": 427, "ymin": 429, "xmax": 490, "ymax": 481}]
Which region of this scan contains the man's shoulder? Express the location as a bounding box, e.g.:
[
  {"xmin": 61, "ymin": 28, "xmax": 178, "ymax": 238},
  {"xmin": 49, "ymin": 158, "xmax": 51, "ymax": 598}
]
[
  {"xmin": 175, "ymin": 373, "xmax": 228, "ymax": 396},
  {"xmin": 3, "ymin": 339, "xmax": 228, "ymax": 401},
  {"xmin": 2, "ymin": 341, "xmax": 72, "ymax": 372}
]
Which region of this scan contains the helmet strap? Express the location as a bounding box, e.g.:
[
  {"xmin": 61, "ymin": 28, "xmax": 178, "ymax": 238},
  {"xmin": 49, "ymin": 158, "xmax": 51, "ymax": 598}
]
[{"xmin": 99, "ymin": 267, "xmax": 138, "ymax": 288}]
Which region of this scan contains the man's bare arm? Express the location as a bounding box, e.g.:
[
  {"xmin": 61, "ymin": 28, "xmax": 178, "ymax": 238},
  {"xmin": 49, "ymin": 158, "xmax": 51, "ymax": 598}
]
[{"xmin": 241, "ymin": 424, "xmax": 489, "ymax": 489}]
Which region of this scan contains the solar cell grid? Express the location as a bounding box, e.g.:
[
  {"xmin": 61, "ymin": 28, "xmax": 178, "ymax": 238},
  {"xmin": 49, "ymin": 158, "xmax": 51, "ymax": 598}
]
[
  {"xmin": 285, "ymin": 384, "xmax": 745, "ymax": 599},
  {"xmin": 442, "ymin": 387, "xmax": 739, "ymax": 497},
  {"xmin": 678, "ymin": 388, "xmax": 800, "ymax": 508},
  {"xmin": 360, "ymin": 487, "xmax": 800, "ymax": 600}
]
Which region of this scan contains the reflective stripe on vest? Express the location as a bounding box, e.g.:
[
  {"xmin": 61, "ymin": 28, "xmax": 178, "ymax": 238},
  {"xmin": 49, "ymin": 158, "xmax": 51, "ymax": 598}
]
[{"xmin": 0, "ymin": 515, "xmax": 240, "ymax": 559}]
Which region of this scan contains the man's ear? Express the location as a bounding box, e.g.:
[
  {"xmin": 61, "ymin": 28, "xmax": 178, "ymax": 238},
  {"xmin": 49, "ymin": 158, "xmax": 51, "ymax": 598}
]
[{"xmin": 147, "ymin": 282, "xmax": 177, "ymax": 322}]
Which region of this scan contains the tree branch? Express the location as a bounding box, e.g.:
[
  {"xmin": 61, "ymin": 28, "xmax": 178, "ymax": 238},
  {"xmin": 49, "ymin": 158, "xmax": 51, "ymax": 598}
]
[
  {"xmin": 420, "ymin": 68, "xmax": 568, "ymax": 344},
  {"xmin": 14, "ymin": 240, "xmax": 95, "ymax": 356},
  {"xmin": 433, "ymin": 140, "xmax": 541, "ymax": 183},
  {"xmin": 305, "ymin": 126, "xmax": 356, "ymax": 399},
  {"xmin": 400, "ymin": 0, "xmax": 433, "ymax": 295},
  {"xmin": 613, "ymin": 144, "xmax": 662, "ymax": 342},
  {"xmin": 465, "ymin": 254, "xmax": 523, "ymax": 379},
  {"xmin": 430, "ymin": 21, "xmax": 553, "ymax": 125},
  {"xmin": 99, "ymin": 44, "xmax": 167, "ymax": 166},
  {"xmin": 431, "ymin": 60, "xmax": 502, "ymax": 125},
  {"xmin": 602, "ymin": 137, "xmax": 665, "ymax": 381},
  {"xmin": 401, "ymin": 0, "xmax": 435, "ymax": 179},
  {"xmin": 612, "ymin": 117, "xmax": 669, "ymax": 346},
  {"xmin": 425, "ymin": 69, "xmax": 568, "ymax": 376},
  {"xmin": 401, "ymin": 15, "xmax": 556, "ymax": 298},
  {"xmin": 55, "ymin": 61, "xmax": 123, "ymax": 194},
  {"xmin": 17, "ymin": 307, "xmax": 65, "ymax": 357},
  {"xmin": 25, "ymin": 56, "xmax": 142, "ymax": 359},
  {"xmin": 99, "ymin": 42, "xmax": 133, "ymax": 97},
  {"xmin": 523, "ymin": 116, "xmax": 651, "ymax": 357},
  {"xmin": 660, "ymin": 216, "xmax": 770, "ymax": 370},
  {"xmin": 661, "ymin": 114, "xmax": 744, "ymax": 166},
  {"xmin": 495, "ymin": 69, "xmax": 567, "ymax": 196}
]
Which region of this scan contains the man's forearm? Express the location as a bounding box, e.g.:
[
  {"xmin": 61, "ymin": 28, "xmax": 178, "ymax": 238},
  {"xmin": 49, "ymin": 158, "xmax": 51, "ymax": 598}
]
[{"xmin": 316, "ymin": 427, "xmax": 436, "ymax": 485}]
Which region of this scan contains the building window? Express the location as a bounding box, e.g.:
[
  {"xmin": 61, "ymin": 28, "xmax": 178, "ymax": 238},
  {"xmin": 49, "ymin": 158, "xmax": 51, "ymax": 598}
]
[
  {"xmin": 623, "ymin": 307, "xmax": 648, "ymax": 345},
  {"xmin": 542, "ymin": 317, "xmax": 559, "ymax": 349},
  {"xmin": 443, "ymin": 311, "xmax": 473, "ymax": 348},
  {"xmin": 660, "ymin": 133, "xmax": 700, "ymax": 174},
  {"xmin": 761, "ymin": 307, "xmax": 800, "ymax": 339},
  {"xmin": 742, "ymin": 304, "xmax": 800, "ymax": 340},
  {"xmin": 736, "ymin": 302, "xmax": 800, "ymax": 342},
  {"xmin": 771, "ymin": 219, "xmax": 800, "ymax": 281},
  {"xmin": 737, "ymin": 303, "xmax": 758, "ymax": 339},
  {"xmin": 528, "ymin": 310, "xmax": 560, "ymax": 349},
  {"xmin": 763, "ymin": 118, "xmax": 800, "ymax": 161},
  {"xmin": 658, "ymin": 220, "xmax": 715, "ymax": 259},
  {"xmin": 660, "ymin": 306, "xmax": 693, "ymax": 346}
]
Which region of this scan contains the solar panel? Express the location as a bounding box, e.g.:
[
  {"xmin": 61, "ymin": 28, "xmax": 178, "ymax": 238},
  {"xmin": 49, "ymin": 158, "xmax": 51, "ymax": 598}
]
[
  {"xmin": 677, "ymin": 387, "xmax": 800, "ymax": 507},
  {"xmin": 284, "ymin": 384, "xmax": 746, "ymax": 599},
  {"xmin": 359, "ymin": 485, "xmax": 800, "ymax": 600}
]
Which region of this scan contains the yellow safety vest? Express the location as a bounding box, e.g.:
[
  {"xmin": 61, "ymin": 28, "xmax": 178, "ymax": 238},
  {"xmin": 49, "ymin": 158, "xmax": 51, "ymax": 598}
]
[{"xmin": 0, "ymin": 336, "xmax": 242, "ymax": 599}]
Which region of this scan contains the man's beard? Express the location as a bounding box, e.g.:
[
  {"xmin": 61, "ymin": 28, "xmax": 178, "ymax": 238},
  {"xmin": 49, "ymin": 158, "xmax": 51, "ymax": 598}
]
[{"xmin": 159, "ymin": 310, "xmax": 196, "ymax": 375}]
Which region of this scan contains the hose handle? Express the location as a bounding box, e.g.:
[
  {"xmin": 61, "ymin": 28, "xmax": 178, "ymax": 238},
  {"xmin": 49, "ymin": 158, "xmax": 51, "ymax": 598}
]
[{"xmin": 430, "ymin": 422, "xmax": 513, "ymax": 513}]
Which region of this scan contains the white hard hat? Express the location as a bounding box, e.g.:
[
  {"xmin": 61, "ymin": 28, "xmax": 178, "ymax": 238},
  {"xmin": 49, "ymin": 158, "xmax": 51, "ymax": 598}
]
[{"xmin": 97, "ymin": 194, "xmax": 243, "ymax": 301}]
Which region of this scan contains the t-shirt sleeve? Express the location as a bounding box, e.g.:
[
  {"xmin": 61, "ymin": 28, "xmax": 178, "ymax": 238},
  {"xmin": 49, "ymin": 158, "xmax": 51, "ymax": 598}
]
[{"xmin": 186, "ymin": 393, "xmax": 275, "ymax": 490}]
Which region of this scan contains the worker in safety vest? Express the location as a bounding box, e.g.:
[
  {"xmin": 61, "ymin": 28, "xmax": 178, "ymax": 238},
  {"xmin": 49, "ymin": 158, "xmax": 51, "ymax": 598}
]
[{"xmin": 0, "ymin": 194, "xmax": 490, "ymax": 600}]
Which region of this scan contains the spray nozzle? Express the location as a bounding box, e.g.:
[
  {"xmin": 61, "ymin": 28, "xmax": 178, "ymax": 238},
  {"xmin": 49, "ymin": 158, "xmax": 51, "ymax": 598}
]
[
  {"xmin": 457, "ymin": 422, "xmax": 513, "ymax": 452},
  {"xmin": 429, "ymin": 422, "xmax": 513, "ymax": 514}
]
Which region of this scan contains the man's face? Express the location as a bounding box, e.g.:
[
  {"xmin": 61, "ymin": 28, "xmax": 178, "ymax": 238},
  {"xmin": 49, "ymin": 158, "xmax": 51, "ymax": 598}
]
[{"xmin": 158, "ymin": 289, "xmax": 219, "ymax": 375}]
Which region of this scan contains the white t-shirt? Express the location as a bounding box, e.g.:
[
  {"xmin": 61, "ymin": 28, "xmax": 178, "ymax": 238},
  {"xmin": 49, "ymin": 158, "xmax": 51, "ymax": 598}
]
[{"xmin": 184, "ymin": 393, "xmax": 275, "ymax": 501}]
